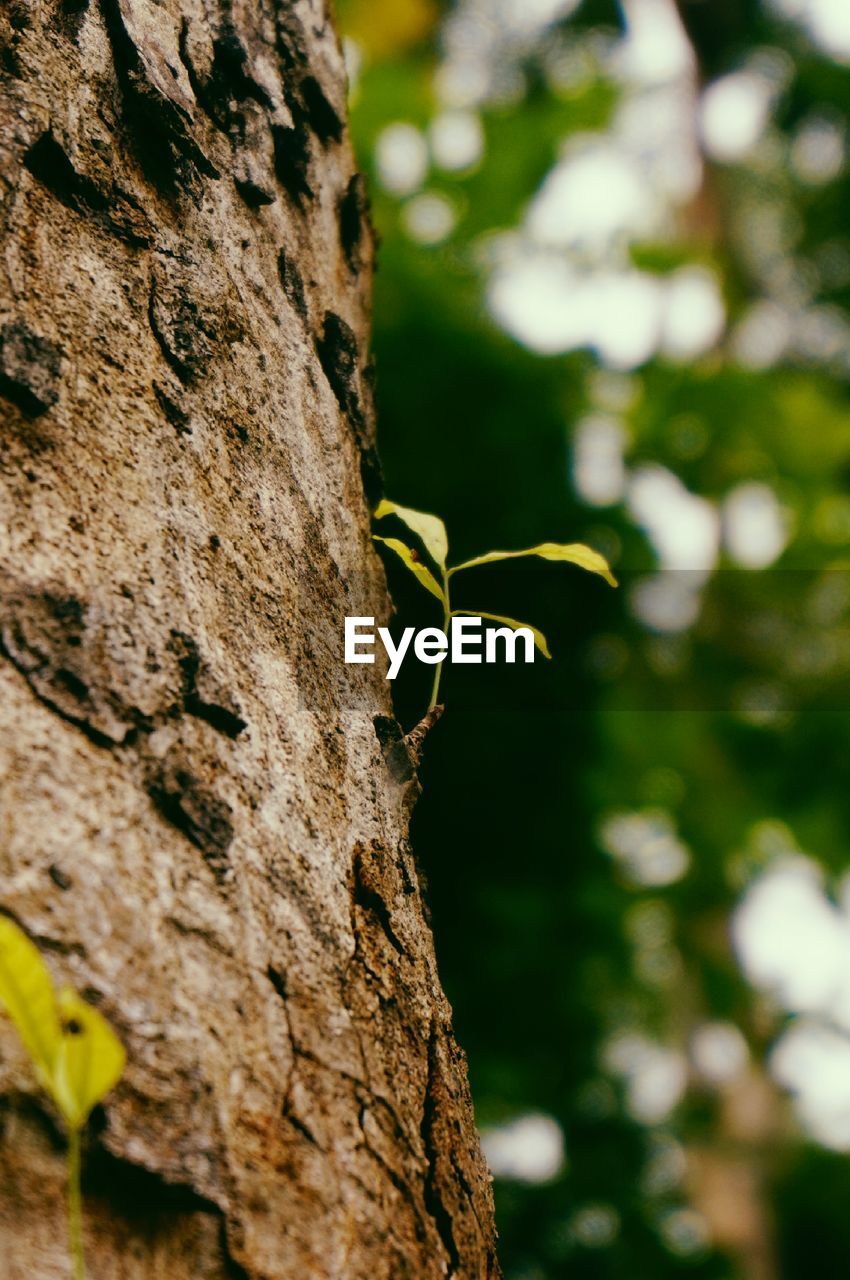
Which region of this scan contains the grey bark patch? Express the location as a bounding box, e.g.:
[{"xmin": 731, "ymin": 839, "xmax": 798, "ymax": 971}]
[
  {"xmin": 373, "ymin": 715, "xmax": 415, "ymax": 784},
  {"xmin": 0, "ymin": 587, "xmax": 138, "ymax": 745},
  {"xmin": 0, "ymin": 322, "xmax": 61, "ymax": 416},
  {"xmin": 277, "ymin": 247, "xmax": 307, "ymax": 318},
  {"xmin": 148, "ymin": 263, "xmax": 222, "ymax": 383}
]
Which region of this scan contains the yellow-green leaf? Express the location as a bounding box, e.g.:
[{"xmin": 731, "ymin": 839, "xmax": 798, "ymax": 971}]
[
  {"xmin": 373, "ymin": 536, "xmax": 447, "ymax": 603},
  {"xmin": 52, "ymin": 988, "xmax": 126, "ymax": 1131},
  {"xmin": 449, "ymin": 541, "xmax": 617, "ymax": 587},
  {"xmin": 374, "ymin": 500, "xmax": 449, "ymax": 569},
  {"xmin": 0, "ymin": 917, "xmax": 62, "ymax": 1088},
  {"xmin": 452, "ymin": 611, "xmax": 551, "ymax": 659}
]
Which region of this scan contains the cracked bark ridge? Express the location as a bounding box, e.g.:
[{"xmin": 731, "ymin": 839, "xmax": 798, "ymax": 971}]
[{"xmin": 0, "ymin": 0, "xmax": 499, "ymax": 1276}]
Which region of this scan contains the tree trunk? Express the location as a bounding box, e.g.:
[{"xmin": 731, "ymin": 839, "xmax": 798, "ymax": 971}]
[{"xmin": 0, "ymin": 1, "xmax": 499, "ymax": 1275}]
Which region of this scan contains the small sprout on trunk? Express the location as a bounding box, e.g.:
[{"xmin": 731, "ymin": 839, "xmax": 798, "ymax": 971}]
[
  {"xmin": 0, "ymin": 917, "xmax": 125, "ymax": 1280},
  {"xmin": 373, "ymin": 499, "xmax": 617, "ymax": 722}
]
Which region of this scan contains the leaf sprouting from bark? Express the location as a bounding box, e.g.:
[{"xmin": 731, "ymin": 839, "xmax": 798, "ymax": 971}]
[{"xmin": 0, "ymin": 917, "xmax": 125, "ymax": 1130}]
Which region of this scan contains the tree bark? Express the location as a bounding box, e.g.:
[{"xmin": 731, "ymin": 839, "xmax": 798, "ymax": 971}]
[{"xmin": 0, "ymin": 1, "xmax": 500, "ymax": 1275}]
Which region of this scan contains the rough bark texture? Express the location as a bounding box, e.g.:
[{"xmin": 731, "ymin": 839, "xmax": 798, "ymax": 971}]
[{"xmin": 0, "ymin": 0, "xmax": 500, "ymax": 1275}]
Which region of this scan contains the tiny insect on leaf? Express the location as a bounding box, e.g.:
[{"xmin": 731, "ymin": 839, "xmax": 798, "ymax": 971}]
[
  {"xmin": 53, "ymin": 988, "xmax": 126, "ymax": 1131},
  {"xmin": 373, "ymin": 500, "xmax": 449, "ymax": 569},
  {"xmin": 373, "ymin": 535, "xmax": 447, "ymax": 603}
]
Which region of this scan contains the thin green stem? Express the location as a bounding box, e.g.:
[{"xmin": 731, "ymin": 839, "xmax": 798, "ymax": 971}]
[
  {"xmin": 427, "ymin": 571, "xmax": 451, "ymax": 711},
  {"xmin": 67, "ymin": 1127, "xmax": 86, "ymax": 1280}
]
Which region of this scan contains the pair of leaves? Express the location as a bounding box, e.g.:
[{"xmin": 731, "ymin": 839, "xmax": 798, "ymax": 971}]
[
  {"xmin": 373, "ymin": 500, "xmax": 617, "ymax": 660},
  {"xmin": 0, "ymin": 917, "xmax": 125, "ymax": 1131}
]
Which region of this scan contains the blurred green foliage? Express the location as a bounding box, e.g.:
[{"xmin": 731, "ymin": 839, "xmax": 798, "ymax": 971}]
[{"xmin": 339, "ymin": 1, "xmax": 850, "ymax": 1275}]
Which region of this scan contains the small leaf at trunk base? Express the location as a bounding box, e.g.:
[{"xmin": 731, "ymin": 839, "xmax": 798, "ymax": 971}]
[
  {"xmin": 53, "ymin": 988, "xmax": 126, "ymax": 1130},
  {"xmin": 0, "ymin": 917, "xmax": 62, "ymax": 1090}
]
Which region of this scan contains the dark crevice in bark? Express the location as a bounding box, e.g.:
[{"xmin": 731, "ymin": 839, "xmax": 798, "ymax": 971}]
[
  {"xmin": 153, "ymin": 380, "xmax": 192, "ymax": 433},
  {"xmin": 298, "ymin": 75, "xmax": 342, "ymax": 145},
  {"xmin": 178, "ymin": 20, "xmax": 273, "ymax": 135},
  {"xmin": 0, "ymin": 320, "xmax": 61, "ymax": 416},
  {"xmin": 100, "ymin": 0, "xmax": 219, "ymax": 194},
  {"xmin": 0, "ymin": 642, "xmax": 124, "ymax": 749},
  {"xmin": 271, "ymin": 122, "xmax": 312, "ymax": 205},
  {"xmin": 338, "ymin": 172, "xmax": 368, "ymax": 273},
  {"xmin": 0, "ymin": 905, "xmax": 85, "ymax": 962},
  {"xmin": 234, "ymin": 176, "xmax": 276, "ymax": 208},
  {"xmin": 266, "ymin": 963, "xmax": 288, "ymax": 1002},
  {"xmin": 282, "ymin": 1097, "xmax": 323, "ymax": 1149},
  {"xmin": 352, "ymin": 843, "xmax": 405, "ymax": 956},
  {"xmin": 85, "ymin": 1145, "xmax": 224, "ymax": 1216},
  {"xmin": 84, "ymin": 1148, "xmax": 253, "ymax": 1280},
  {"xmin": 314, "ymin": 311, "xmax": 384, "ymax": 503},
  {"xmin": 315, "ymin": 312, "xmax": 362, "ymax": 425},
  {"xmin": 23, "ymin": 131, "xmax": 153, "ymax": 247},
  {"xmin": 24, "ymin": 130, "xmax": 110, "ymax": 211},
  {"xmin": 421, "ymin": 1024, "xmax": 462, "ymax": 1276},
  {"xmin": 356, "ymin": 1113, "xmax": 429, "ymax": 1243},
  {"xmin": 146, "ymin": 762, "xmax": 234, "ymax": 877},
  {"xmin": 148, "ymin": 278, "xmax": 192, "ymax": 382},
  {"xmin": 0, "ymin": 586, "xmax": 153, "ymax": 747},
  {"xmin": 170, "ymin": 631, "xmax": 247, "ymax": 739}
]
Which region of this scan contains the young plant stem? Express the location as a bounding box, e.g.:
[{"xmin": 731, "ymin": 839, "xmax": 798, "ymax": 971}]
[
  {"xmin": 428, "ymin": 571, "xmax": 451, "ymax": 711},
  {"xmin": 67, "ymin": 1127, "xmax": 86, "ymax": 1280}
]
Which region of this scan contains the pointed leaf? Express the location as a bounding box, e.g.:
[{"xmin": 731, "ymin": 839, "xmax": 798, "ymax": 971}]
[
  {"xmin": 374, "ymin": 500, "xmax": 449, "ymax": 569},
  {"xmin": 452, "ymin": 611, "xmax": 551, "ymax": 659},
  {"xmin": 449, "ymin": 542, "xmax": 617, "ymax": 587},
  {"xmin": 0, "ymin": 917, "xmax": 62, "ymax": 1088},
  {"xmin": 373, "ymin": 536, "xmax": 447, "ymax": 603},
  {"xmin": 53, "ymin": 988, "xmax": 126, "ymax": 1130}
]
